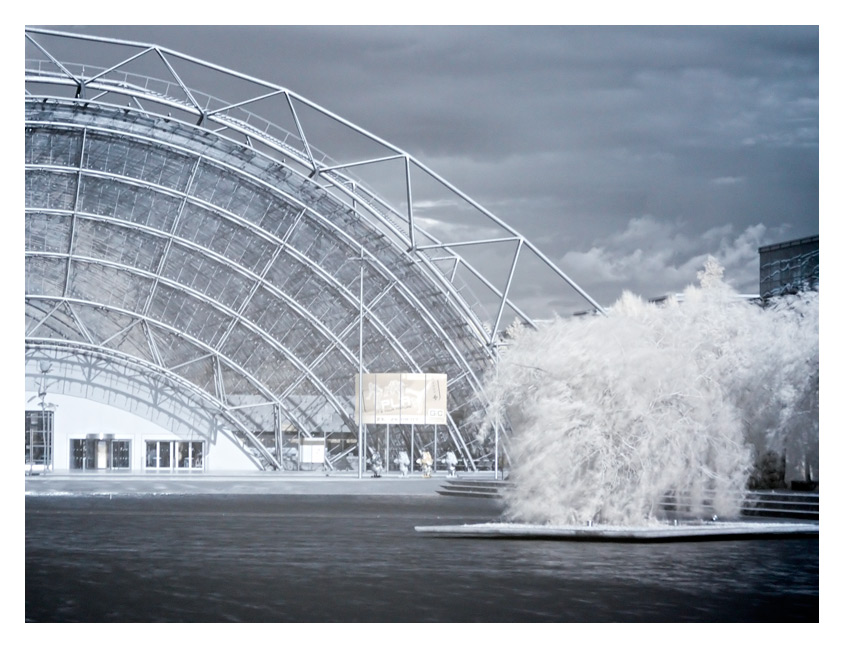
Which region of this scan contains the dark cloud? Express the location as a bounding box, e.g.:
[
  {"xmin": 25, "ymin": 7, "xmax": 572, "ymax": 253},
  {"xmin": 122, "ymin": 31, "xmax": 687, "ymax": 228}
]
[{"xmin": 34, "ymin": 25, "xmax": 819, "ymax": 310}]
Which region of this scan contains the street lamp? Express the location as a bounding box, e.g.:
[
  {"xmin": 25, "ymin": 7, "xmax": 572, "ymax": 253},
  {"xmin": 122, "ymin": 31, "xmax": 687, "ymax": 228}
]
[{"xmin": 358, "ymin": 246, "xmax": 367, "ymax": 479}]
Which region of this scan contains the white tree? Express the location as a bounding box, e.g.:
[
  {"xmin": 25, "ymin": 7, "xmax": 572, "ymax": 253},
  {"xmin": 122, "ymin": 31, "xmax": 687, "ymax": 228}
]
[{"xmin": 482, "ymin": 257, "xmax": 819, "ymax": 525}]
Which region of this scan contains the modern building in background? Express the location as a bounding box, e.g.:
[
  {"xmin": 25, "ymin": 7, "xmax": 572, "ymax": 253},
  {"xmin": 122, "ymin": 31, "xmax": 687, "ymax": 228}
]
[
  {"xmin": 759, "ymin": 235, "xmax": 819, "ymax": 299},
  {"xmin": 757, "ymin": 235, "xmax": 819, "ymax": 489},
  {"xmin": 25, "ymin": 29, "xmax": 602, "ymax": 476}
]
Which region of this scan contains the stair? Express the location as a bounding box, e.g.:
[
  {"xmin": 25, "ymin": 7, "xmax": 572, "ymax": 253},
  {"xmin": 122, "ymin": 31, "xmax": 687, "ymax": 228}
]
[
  {"xmin": 437, "ymin": 478, "xmax": 510, "ymax": 498},
  {"xmin": 438, "ymin": 480, "xmax": 819, "ymax": 520}
]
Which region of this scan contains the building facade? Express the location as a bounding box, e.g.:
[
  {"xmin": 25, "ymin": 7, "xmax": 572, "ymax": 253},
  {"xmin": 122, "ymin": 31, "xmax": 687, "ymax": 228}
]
[
  {"xmin": 25, "ymin": 29, "xmax": 601, "ymax": 475},
  {"xmin": 759, "ymin": 235, "xmax": 819, "ymax": 299}
]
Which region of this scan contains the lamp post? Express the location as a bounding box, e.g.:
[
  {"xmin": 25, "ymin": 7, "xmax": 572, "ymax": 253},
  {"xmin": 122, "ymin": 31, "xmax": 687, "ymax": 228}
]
[
  {"xmin": 494, "ymin": 345, "xmax": 499, "ymax": 480},
  {"xmin": 358, "ymin": 246, "xmax": 366, "ymax": 479}
]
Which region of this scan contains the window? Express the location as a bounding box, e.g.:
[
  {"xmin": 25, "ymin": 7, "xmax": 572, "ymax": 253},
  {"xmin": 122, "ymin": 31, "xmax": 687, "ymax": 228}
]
[
  {"xmin": 146, "ymin": 440, "xmax": 204, "ymax": 471},
  {"xmin": 70, "ymin": 437, "xmax": 131, "ymax": 470},
  {"xmin": 26, "ymin": 410, "xmax": 54, "ymax": 472},
  {"xmin": 112, "ymin": 440, "xmax": 131, "ymax": 469}
]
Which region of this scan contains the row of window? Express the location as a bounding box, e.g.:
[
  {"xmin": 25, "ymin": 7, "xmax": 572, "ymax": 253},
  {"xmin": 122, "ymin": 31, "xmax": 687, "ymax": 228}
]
[
  {"xmin": 145, "ymin": 440, "xmax": 204, "ymax": 470},
  {"xmin": 25, "ymin": 411, "xmax": 204, "ymax": 471},
  {"xmin": 71, "ymin": 439, "xmax": 205, "ymax": 470},
  {"xmin": 70, "ymin": 438, "xmax": 131, "ymax": 470}
]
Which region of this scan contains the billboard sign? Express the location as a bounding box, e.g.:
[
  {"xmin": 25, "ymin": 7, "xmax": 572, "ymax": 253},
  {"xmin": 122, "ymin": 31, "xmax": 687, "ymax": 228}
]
[{"xmin": 354, "ymin": 373, "xmax": 447, "ymax": 425}]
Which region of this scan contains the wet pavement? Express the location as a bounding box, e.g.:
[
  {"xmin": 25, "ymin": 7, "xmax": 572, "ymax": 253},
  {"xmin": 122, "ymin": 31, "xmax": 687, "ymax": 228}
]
[{"xmin": 23, "ymin": 470, "xmax": 472, "ymax": 497}]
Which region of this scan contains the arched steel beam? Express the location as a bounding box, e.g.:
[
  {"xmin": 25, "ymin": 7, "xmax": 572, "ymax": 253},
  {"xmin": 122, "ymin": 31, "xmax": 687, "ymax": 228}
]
[
  {"xmin": 25, "ymin": 36, "xmax": 604, "ymax": 330},
  {"xmin": 24, "ymin": 294, "xmax": 308, "ymax": 445},
  {"xmin": 24, "ymin": 30, "xmax": 604, "ymax": 471},
  {"xmin": 26, "ymin": 117, "xmax": 491, "ymax": 454},
  {"xmin": 25, "ymin": 339, "xmax": 280, "ymax": 470},
  {"xmin": 26, "ymin": 115, "xmax": 488, "ymax": 391}
]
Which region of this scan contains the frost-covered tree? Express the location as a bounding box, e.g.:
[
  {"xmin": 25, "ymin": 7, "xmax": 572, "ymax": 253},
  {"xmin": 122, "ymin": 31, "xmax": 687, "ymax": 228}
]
[{"xmin": 481, "ymin": 257, "xmax": 819, "ymax": 525}]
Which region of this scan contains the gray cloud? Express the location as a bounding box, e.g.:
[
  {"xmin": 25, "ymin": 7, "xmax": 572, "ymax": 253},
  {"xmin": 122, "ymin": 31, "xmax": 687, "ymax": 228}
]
[{"xmin": 37, "ymin": 25, "xmax": 819, "ymax": 312}]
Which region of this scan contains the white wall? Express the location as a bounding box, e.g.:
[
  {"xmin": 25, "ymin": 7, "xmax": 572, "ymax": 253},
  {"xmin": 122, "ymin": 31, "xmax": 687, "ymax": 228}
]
[{"xmin": 25, "ymin": 393, "xmax": 260, "ymax": 473}]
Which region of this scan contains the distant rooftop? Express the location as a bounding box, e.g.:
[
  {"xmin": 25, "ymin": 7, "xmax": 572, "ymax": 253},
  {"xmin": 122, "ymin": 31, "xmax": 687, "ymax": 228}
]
[{"xmin": 759, "ymin": 235, "xmax": 819, "ymax": 254}]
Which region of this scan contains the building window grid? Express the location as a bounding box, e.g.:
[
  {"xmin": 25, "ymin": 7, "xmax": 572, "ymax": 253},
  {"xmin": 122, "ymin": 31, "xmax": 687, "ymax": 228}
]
[
  {"xmin": 145, "ymin": 440, "xmax": 204, "ymax": 471},
  {"xmin": 69, "ymin": 438, "xmax": 131, "ymax": 471},
  {"xmin": 25, "ymin": 410, "xmax": 54, "ymax": 471}
]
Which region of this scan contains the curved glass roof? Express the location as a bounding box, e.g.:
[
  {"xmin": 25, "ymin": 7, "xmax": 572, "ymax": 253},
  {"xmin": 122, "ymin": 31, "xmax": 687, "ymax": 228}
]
[{"xmin": 25, "ymin": 28, "xmax": 602, "ymax": 470}]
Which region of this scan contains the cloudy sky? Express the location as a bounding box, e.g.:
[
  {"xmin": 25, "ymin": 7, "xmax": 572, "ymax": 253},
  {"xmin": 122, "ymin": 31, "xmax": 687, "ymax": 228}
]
[{"xmin": 32, "ymin": 24, "xmax": 819, "ymax": 313}]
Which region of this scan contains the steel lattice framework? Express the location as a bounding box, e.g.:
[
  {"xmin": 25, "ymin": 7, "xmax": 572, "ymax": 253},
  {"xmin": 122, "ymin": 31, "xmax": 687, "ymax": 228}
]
[{"xmin": 25, "ymin": 28, "xmax": 603, "ymax": 471}]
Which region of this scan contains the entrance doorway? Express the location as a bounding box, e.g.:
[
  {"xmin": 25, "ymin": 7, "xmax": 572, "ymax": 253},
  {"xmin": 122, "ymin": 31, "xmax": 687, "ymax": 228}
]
[
  {"xmin": 145, "ymin": 440, "xmax": 204, "ymax": 471},
  {"xmin": 70, "ymin": 435, "xmax": 131, "ymax": 471}
]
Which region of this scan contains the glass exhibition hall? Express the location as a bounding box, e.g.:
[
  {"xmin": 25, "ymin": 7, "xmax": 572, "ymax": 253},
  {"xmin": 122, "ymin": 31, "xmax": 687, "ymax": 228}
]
[{"xmin": 25, "ymin": 29, "xmax": 602, "ymax": 476}]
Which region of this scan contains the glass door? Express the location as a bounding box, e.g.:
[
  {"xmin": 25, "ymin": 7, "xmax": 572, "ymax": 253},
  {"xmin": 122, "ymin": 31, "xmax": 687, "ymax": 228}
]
[
  {"xmin": 25, "ymin": 410, "xmax": 54, "ymax": 473},
  {"xmin": 70, "ymin": 437, "xmax": 131, "ymax": 470},
  {"xmin": 146, "ymin": 440, "xmax": 204, "ymax": 471}
]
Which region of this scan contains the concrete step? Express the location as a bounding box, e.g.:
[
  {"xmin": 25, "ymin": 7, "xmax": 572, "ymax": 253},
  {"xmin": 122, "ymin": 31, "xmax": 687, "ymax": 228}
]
[
  {"xmin": 437, "ymin": 479, "xmax": 509, "ymax": 498},
  {"xmin": 438, "ymin": 481, "xmax": 820, "ymax": 520}
]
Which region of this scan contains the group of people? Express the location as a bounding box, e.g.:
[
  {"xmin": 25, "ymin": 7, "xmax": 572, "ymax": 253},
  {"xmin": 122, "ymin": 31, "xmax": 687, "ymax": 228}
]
[{"xmin": 367, "ymin": 449, "xmax": 458, "ymax": 478}]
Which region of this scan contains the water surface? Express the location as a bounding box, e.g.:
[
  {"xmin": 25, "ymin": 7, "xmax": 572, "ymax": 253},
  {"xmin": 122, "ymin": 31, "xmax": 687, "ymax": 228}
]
[{"xmin": 26, "ymin": 495, "xmax": 818, "ymax": 622}]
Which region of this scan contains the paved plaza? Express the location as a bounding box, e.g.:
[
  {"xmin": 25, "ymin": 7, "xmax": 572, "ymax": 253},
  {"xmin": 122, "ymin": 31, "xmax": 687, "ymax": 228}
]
[{"xmin": 23, "ymin": 471, "xmax": 470, "ymax": 497}]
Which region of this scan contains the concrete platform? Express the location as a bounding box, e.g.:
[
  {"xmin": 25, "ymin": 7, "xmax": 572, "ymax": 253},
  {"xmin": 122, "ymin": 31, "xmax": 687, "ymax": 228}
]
[
  {"xmin": 414, "ymin": 520, "xmax": 819, "ymax": 541},
  {"xmin": 24, "ymin": 471, "xmax": 451, "ymax": 497}
]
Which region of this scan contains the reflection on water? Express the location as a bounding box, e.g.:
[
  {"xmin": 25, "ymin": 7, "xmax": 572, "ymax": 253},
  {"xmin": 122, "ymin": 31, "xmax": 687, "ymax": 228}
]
[{"xmin": 26, "ymin": 495, "xmax": 818, "ymax": 622}]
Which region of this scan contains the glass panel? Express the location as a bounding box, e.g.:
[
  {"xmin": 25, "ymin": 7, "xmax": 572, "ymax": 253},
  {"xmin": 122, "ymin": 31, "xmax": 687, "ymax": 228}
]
[
  {"xmin": 84, "ymin": 439, "xmax": 97, "ymax": 470},
  {"xmin": 112, "ymin": 441, "xmax": 130, "ymax": 469},
  {"xmin": 83, "ymin": 134, "xmax": 193, "ymax": 191},
  {"xmin": 177, "ymin": 441, "xmax": 190, "ymax": 468},
  {"xmin": 25, "ymin": 212, "xmax": 72, "ymax": 254},
  {"xmin": 159, "ymin": 441, "xmax": 171, "ymax": 468},
  {"xmin": 25, "ymin": 256, "xmax": 68, "ymax": 296},
  {"xmin": 25, "ymin": 410, "xmax": 53, "ymax": 469},
  {"xmin": 145, "ymin": 441, "xmax": 158, "ymax": 468},
  {"xmin": 26, "ymin": 127, "xmax": 83, "ymax": 167},
  {"xmin": 71, "ymin": 439, "xmax": 85, "ymax": 470},
  {"xmin": 191, "ymin": 442, "xmax": 204, "ymax": 468},
  {"xmin": 67, "ymin": 260, "xmax": 154, "ymax": 314},
  {"xmin": 25, "ymin": 169, "xmax": 78, "ymax": 211}
]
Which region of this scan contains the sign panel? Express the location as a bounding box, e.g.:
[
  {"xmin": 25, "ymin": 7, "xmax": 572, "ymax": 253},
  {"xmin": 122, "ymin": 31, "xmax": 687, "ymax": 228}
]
[
  {"xmin": 300, "ymin": 438, "xmax": 325, "ymax": 464},
  {"xmin": 355, "ymin": 373, "xmax": 447, "ymax": 425}
]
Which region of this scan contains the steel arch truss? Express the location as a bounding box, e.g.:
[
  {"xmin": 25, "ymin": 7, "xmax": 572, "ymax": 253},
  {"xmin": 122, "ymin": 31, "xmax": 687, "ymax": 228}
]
[{"xmin": 25, "ymin": 28, "xmax": 603, "ymax": 471}]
